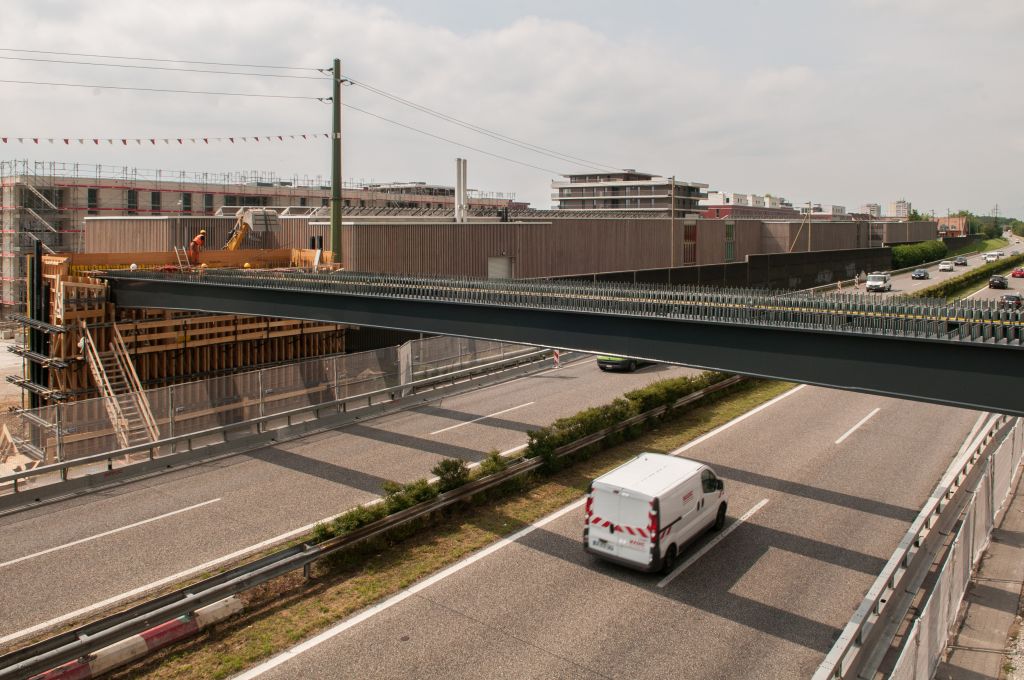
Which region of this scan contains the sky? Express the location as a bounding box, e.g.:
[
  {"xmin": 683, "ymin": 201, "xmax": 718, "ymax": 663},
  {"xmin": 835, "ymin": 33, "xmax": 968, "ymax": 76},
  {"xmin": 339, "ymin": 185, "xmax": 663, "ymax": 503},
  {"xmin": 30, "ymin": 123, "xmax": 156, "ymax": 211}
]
[{"xmin": 1, "ymin": 0, "xmax": 1021, "ymax": 216}]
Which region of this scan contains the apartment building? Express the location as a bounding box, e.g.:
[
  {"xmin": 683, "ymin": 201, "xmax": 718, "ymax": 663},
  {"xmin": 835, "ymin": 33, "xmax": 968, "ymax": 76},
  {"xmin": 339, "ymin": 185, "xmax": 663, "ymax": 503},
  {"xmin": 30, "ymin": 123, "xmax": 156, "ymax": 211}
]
[
  {"xmin": 551, "ymin": 171, "xmax": 708, "ymax": 217},
  {"xmin": 887, "ymin": 199, "xmax": 912, "ymax": 218},
  {"xmin": 858, "ymin": 203, "xmax": 881, "ymax": 218}
]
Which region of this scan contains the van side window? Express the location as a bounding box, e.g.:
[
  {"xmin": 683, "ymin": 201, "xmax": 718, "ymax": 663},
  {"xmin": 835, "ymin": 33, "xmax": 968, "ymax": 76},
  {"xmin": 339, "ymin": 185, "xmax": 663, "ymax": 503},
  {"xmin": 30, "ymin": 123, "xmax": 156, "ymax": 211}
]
[{"xmin": 701, "ymin": 470, "xmax": 717, "ymax": 493}]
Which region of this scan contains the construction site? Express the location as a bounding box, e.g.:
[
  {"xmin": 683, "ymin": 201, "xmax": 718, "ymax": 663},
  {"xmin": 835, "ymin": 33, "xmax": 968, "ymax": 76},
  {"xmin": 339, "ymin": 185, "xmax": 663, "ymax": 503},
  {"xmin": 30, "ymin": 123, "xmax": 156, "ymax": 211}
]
[{"xmin": 0, "ymin": 158, "xmax": 941, "ymax": 488}]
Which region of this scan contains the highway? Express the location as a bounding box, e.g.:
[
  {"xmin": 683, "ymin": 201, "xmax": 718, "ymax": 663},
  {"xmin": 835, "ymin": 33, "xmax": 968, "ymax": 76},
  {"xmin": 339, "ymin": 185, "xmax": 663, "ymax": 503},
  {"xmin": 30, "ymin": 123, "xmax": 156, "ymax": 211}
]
[
  {"xmin": 242, "ymin": 386, "xmax": 982, "ymax": 680},
  {"xmin": 0, "ymin": 357, "xmax": 699, "ymax": 644}
]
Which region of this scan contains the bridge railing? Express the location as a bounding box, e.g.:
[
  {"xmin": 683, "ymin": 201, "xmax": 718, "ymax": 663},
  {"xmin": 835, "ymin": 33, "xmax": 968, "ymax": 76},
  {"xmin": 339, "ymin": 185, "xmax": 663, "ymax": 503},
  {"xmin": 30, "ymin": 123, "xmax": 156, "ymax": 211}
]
[
  {"xmin": 100, "ymin": 269, "xmax": 1024, "ymax": 347},
  {"xmin": 813, "ymin": 414, "xmax": 1023, "ymax": 679}
]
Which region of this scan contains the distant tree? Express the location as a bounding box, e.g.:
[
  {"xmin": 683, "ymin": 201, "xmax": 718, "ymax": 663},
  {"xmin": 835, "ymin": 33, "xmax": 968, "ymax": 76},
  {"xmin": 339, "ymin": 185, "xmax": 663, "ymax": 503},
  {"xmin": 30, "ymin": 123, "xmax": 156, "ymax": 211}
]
[{"xmin": 908, "ymin": 208, "xmax": 924, "ymax": 221}]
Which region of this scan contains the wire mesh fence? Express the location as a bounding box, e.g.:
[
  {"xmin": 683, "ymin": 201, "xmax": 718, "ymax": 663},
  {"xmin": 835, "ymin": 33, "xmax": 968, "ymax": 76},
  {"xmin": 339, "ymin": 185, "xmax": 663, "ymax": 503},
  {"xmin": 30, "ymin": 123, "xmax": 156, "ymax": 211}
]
[{"xmin": 0, "ymin": 335, "xmax": 536, "ymax": 474}]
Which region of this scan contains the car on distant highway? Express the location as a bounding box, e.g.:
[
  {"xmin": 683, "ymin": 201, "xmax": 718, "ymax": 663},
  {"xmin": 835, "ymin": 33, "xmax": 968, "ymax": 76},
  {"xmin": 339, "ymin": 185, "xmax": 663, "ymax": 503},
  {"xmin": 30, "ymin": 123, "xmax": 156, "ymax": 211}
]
[
  {"xmin": 954, "ymin": 256, "xmax": 969, "ymax": 266},
  {"xmin": 999, "ymin": 293, "xmax": 1023, "ymax": 310},
  {"xmin": 985, "ymin": 254, "xmax": 999, "ymax": 263},
  {"xmin": 996, "ymin": 251, "xmax": 1006, "ymax": 257},
  {"xmin": 938, "ymin": 261, "xmax": 954, "ymax": 272},
  {"xmin": 596, "ymin": 356, "xmax": 653, "ymax": 372},
  {"xmin": 1012, "ymin": 267, "xmax": 1024, "ymax": 278},
  {"xmin": 989, "ymin": 275, "xmax": 1009, "ymax": 289},
  {"xmin": 911, "ymin": 269, "xmax": 930, "ymax": 280}
]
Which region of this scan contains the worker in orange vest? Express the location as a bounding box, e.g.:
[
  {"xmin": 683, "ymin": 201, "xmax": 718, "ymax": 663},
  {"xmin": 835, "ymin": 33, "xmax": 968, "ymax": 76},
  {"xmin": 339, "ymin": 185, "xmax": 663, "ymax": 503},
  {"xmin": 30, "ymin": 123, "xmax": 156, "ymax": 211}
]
[{"xmin": 188, "ymin": 229, "xmax": 206, "ymax": 263}]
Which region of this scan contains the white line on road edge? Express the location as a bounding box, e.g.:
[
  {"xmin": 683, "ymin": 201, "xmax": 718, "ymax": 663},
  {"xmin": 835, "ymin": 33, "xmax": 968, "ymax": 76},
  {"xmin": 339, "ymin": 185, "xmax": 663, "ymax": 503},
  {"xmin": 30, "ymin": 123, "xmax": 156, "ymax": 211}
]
[
  {"xmin": 670, "ymin": 384, "xmax": 807, "ymax": 456},
  {"xmin": 657, "ymin": 498, "xmax": 770, "ymax": 588},
  {"xmin": 0, "ymin": 498, "xmax": 222, "ymax": 570},
  {"xmin": 231, "ymin": 498, "xmax": 588, "ymax": 680},
  {"xmin": 835, "ymin": 407, "xmax": 881, "ymax": 445},
  {"xmin": 430, "ymin": 402, "xmax": 535, "ymax": 435}
]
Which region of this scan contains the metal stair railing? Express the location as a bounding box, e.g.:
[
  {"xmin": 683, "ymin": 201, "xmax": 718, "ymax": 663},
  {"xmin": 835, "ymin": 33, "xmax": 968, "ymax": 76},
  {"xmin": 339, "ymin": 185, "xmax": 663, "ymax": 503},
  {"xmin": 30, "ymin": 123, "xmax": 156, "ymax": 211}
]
[
  {"xmin": 17, "ymin": 178, "xmax": 59, "ymax": 211},
  {"xmin": 111, "ymin": 325, "xmax": 160, "ymax": 443},
  {"xmin": 22, "ymin": 207, "xmax": 58, "ymax": 233},
  {"xmin": 80, "ymin": 323, "xmax": 132, "ymax": 450}
]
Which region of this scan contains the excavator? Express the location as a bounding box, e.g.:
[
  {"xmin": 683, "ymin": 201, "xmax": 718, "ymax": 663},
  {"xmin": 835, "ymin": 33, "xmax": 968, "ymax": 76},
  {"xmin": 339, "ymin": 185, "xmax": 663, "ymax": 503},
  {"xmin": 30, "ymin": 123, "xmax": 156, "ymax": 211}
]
[{"xmin": 223, "ymin": 208, "xmax": 278, "ymax": 250}]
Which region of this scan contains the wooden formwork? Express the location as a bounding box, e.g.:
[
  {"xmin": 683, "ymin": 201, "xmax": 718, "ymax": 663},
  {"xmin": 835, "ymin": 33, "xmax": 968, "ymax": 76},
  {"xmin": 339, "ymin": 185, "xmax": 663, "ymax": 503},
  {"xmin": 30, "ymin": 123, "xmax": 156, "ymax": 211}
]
[{"xmin": 38, "ymin": 249, "xmax": 346, "ymax": 401}]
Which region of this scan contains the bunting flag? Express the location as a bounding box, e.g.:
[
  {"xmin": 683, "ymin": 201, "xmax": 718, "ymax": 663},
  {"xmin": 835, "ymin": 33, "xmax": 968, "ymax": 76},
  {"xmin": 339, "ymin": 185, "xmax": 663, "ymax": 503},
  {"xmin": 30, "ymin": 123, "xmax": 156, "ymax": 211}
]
[{"xmin": 0, "ymin": 133, "xmax": 338, "ymax": 145}]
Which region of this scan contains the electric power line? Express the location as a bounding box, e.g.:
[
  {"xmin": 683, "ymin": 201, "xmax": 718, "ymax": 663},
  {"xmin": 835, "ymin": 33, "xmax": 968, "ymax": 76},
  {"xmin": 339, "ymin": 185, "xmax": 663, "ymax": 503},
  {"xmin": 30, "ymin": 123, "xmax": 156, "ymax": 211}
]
[
  {"xmin": 343, "ymin": 102, "xmax": 561, "ymax": 174},
  {"xmin": 0, "ymin": 78, "xmax": 327, "ymax": 100},
  {"xmin": 346, "ymin": 76, "xmax": 621, "ymax": 173},
  {"xmin": 0, "ymin": 55, "xmax": 329, "ymax": 79},
  {"xmin": 0, "ymin": 47, "xmax": 321, "ymax": 71}
]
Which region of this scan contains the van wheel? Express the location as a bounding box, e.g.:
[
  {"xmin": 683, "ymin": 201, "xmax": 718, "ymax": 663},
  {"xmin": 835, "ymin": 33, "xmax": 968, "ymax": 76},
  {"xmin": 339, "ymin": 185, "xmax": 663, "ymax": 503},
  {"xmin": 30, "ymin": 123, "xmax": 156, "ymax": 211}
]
[
  {"xmin": 627, "ymin": 360, "xmax": 636, "ymax": 372},
  {"xmin": 661, "ymin": 544, "xmax": 677, "ymax": 574},
  {"xmin": 713, "ymin": 503, "xmax": 727, "ymax": 531}
]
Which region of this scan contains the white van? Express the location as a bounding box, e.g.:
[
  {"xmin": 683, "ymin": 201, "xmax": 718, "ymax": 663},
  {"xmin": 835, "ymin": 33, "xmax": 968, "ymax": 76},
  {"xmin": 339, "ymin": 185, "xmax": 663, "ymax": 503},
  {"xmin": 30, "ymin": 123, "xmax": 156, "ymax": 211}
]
[
  {"xmin": 583, "ymin": 453, "xmax": 728, "ymax": 573},
  {"xmin": 865, "ymin": 271, "xmax": 892, "ymax": 292}
]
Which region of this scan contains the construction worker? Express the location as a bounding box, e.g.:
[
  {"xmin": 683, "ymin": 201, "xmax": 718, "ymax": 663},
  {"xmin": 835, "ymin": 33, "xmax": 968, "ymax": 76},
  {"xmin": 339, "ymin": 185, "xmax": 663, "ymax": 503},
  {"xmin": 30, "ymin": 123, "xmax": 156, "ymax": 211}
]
[{"xmin": 188, "ymin": 229, "xmax": 207, "ymax": 263}]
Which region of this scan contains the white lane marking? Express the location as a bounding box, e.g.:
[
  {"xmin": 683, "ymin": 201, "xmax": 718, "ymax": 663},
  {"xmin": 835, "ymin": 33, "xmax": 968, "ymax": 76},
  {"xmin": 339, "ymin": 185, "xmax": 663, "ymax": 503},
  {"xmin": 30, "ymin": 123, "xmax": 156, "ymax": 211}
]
[
  {"xmin": 0, "ymin": 503, "xmax": 371, "ymax": 647},
  {"xmin": 231, "ymin": 497, "xmax": 587, "ymax": 679},
  {"xmin": 498, "ymin": 443, "xmax": 527, "ymax": 457},
  {"xmin": 230, "ymin": 379, "xmax": 808, "ymax": 677},
  {"xmin": 834, "ymin": 407, "xmax": 881, "ymax": 445},
  {"xmin": 429, "ymin": 402, "xmax": 535, "ymax": 435},
  {"xmin": 0, "ymin": 498, "xmax": 222, "ymax": 570},
  {"xmin": 657, "ymin": 498, "xmax": 770, "ymax": 588},
  {"xmin": 670, "ymin": 384, "xmax": 807, "ymax": 456}
]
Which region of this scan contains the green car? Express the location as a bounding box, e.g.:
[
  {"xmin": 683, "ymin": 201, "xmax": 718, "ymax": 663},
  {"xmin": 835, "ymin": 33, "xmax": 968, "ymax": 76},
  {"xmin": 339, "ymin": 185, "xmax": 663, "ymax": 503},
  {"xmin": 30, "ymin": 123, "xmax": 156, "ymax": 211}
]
[{"xmin": 596, "ymin": 356, "xmax": 653, "ymax": 372}]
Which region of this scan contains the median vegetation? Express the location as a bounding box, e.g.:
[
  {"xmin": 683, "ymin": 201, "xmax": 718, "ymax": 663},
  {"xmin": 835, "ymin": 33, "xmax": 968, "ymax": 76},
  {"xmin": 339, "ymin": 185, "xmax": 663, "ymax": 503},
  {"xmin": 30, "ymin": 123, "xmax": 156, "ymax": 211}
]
[{"xmin": 111, "ymin": 374, "xmax": 791, "ymax": 680}]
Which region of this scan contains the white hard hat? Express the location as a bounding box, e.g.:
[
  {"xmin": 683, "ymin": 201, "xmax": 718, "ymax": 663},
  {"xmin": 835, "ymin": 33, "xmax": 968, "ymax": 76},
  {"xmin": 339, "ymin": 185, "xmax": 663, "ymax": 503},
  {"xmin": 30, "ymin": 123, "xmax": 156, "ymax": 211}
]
[{"xmin": 129, "ymin": 263, "xmax": 138, "ymax": 271}]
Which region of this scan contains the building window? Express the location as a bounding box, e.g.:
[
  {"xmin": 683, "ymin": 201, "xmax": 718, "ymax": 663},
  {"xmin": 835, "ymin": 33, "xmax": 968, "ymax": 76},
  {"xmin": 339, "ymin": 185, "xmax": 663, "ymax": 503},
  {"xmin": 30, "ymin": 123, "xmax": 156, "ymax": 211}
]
[
  {"xmin": 224, "ymin": 195, "xmax": 238, "ymax": 207},
  {"xmin": 87, "ymin": 188, "xmax": 98, "ymax": 215},
  {"xmin": 126, "ymin": 189, "xmax": 138, "ymax": 215},
  {"xmin": 725, "ymin": 242, "xmax": 735, "ymax": 262},
  {"xmin": 150, "ymin": 191, "xmax": 161, "ymax": 215},
  {"xmin": 725, "ymin": 222, "xmax": 735, "ymax": 262},
  {"xmin": 204, "ymin": 193, "xmax": 214, "ymax": 214},
  {"xmin": 181, "ymin": 193, "xmax": 192, "ymax": 214},
  {"xmin": 725, "ymin": 223, "xmax": 735, "ymax": 240},
  {"xmin": 299, "ymin": 196, "xmax": 307, "ymax": 207}
]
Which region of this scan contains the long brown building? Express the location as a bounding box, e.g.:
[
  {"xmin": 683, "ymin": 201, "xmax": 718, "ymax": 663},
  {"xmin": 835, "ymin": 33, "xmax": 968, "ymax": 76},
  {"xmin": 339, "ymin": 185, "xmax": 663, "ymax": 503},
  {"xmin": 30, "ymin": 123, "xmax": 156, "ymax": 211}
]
[{"xmin": 0, "ymin": 160, "xmax": 525, "ymax": 311}]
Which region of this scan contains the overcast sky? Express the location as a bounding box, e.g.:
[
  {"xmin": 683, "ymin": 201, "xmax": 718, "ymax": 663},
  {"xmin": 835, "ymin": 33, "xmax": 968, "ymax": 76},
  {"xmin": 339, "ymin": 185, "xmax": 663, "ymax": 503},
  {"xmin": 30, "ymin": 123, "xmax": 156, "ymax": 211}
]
[{"xmin": 2, "ymin": 0, "xmax": 1021, "ymax": 216}]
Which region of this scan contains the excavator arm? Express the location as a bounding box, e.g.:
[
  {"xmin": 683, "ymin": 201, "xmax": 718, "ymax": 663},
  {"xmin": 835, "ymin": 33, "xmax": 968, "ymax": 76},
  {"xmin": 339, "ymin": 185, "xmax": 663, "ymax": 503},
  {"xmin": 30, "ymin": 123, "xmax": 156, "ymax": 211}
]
[{"xmin": 223, "ymin": 214, "xmax": 250, "ymax": 251}]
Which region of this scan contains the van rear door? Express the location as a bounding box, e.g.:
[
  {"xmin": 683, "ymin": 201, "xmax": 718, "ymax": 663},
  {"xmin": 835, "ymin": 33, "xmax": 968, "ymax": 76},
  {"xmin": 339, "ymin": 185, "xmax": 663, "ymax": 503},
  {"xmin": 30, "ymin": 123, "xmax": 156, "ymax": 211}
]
[{"xmin": 588, "ymin": 485, "xmax": 653, "ymax": 567}]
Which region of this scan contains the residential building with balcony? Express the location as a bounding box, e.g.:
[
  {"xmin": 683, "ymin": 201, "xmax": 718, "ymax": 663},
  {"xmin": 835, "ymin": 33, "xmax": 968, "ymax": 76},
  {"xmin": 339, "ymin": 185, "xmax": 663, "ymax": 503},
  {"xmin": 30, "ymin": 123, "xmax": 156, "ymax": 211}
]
[
  {"xmin": 887, "ymin": 199, "xmax": 911, "ymax": 218},
  {"xmin": 551, "ymin": 171, "xmax": 708, "ymax": 217}
]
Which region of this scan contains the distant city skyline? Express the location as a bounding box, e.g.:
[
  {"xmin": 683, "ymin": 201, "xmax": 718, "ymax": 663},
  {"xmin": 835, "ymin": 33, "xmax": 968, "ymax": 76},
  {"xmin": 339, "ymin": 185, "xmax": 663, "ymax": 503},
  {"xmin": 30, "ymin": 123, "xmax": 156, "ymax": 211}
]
[{"xmin": 0, "ymin": 0, "xmax": 1020, "ymax": 217}]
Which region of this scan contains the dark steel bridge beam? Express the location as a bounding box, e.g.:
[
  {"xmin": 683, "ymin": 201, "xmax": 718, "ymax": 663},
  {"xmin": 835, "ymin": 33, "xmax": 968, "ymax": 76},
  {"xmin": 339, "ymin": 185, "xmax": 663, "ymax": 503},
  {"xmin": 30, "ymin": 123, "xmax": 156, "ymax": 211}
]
[{"xmin": 109, "ymin": 278, "xmax": 1023, "ymax": 416}]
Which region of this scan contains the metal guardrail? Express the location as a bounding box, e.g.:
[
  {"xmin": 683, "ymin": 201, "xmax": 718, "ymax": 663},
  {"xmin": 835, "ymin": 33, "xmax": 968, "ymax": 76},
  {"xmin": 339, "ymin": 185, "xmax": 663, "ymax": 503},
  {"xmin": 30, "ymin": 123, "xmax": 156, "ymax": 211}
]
[
  {"xmin": 0, "ymin": 375, "xmax": 742, "ymax": 679},
  {"xmin": 812, "ymin": 413, "xmax": 1017, "ymax": 679},
  {"xmin": 100, "ymin": 269, "xmax": 1024, "ymax": 347},
  {"xmin": 0, "ymin": 348, "xmax": 551, "ymax": 494}
]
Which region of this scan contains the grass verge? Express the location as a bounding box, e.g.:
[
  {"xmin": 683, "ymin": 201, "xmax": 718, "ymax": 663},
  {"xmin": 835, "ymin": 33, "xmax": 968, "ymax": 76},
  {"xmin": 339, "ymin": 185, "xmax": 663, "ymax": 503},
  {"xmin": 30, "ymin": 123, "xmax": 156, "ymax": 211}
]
[
  {"xmin": 948, "ymin": 237, "xmax": 1009, "ymax": 257},
  {"xmin": 110, "ymin": 379, "xmax": 795, "ymax": 680}
]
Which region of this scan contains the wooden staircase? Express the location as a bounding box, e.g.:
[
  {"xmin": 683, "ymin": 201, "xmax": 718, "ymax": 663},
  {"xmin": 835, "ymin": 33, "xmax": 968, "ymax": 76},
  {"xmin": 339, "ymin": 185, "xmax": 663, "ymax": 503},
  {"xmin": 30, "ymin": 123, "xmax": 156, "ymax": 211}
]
[{"xmin": 82, "ymin": 323, "xmax": 160, "ymax": 450}]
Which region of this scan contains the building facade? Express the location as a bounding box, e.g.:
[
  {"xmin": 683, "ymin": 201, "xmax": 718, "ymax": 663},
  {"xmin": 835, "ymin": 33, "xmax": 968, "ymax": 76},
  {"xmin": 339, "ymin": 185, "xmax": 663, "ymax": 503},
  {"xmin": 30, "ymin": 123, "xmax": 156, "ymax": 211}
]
[
  {"xmin": 858, "ymin": 203, "xmax": 881, "ymax": 218},
  {"xmin": 887, "ymin": 199, "xmax": 911, "ymax": 218},
  {"xmin": 551, "ymin": 171, "xmax": 708, "ymax": 217},
  {"xmin": 0, "ymin": 160, "xmax": 524, "ymax": 311}
]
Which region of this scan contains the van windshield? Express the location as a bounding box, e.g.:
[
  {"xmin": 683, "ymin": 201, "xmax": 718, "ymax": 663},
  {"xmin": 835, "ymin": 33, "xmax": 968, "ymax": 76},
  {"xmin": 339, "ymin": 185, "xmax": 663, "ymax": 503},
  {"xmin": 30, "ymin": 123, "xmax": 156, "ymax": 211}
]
[{"xmin": 867, "ymin": 275, "xmax": 886, "ymax": 282}]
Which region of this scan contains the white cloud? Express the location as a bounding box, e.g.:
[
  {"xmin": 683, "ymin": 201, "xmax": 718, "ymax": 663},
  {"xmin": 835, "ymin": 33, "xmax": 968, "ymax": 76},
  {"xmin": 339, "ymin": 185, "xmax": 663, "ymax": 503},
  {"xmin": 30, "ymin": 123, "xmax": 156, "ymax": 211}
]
[{"xmin": 0, "ymin": 1, "xmax": 1019, "ymax": 214}]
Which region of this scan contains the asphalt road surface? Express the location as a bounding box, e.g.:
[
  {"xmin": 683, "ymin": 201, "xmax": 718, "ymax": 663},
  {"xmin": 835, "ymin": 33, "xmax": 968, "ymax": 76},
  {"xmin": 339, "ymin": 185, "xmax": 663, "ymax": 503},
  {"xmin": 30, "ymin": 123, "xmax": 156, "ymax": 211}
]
[
  {"xmin": 0, "ymin": 358, "xmax": 698, "ymax": 643},
  {"xmin": 243, "ymin": 387, "xmax": 981, "ymax": 680}
]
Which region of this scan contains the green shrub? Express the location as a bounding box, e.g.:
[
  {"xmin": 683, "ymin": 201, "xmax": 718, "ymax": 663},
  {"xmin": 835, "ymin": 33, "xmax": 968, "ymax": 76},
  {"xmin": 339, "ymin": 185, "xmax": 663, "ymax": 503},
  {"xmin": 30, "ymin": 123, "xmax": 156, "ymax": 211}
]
[
  {"xmin": 432, "ymin": 458, "xmax": 470, "ymax": 492},
  {"xmin": 312, "ymin": 521, "xmax": 336, "ymax": 543},
  {"xmin": 525, "ymin": 370, "xmax": 733, "ymax": 471},
  {"xmin": 478, "ymin": 450, "xmax": 508, "ymax": 476},
  {"xmin": 891, "ymin": 240, "xmax": 947, "ymax": 269},
  {"xmin": 382, "ymin": 478, "xmax": 438, "ymax": 514},
  {"xmin": 332, "ymin": 503, "xmax": 388, "ymax": 535}
]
